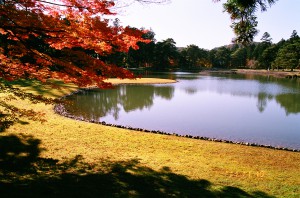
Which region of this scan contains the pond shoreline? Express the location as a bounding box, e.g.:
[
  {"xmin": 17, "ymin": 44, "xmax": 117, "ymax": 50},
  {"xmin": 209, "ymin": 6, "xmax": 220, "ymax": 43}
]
[
  {"xmin": 54, "ymin": 103, "xmax": 300, "ymax": 152},
  {"xmin": 54, "ymin": 76, "xmax": 300, "ymax": 153}
]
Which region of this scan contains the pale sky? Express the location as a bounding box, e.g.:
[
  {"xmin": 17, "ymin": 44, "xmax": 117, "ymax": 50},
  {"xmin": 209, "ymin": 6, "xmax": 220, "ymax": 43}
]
[{"xmin": 115, "ymin": 0, "xmax": 300, "ymax": 49}]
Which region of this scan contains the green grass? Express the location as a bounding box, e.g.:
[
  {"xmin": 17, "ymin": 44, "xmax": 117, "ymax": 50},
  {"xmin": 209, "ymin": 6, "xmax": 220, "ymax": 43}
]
[{"xmin": 0, "ymin": 79, "xmax": 299, "ymax": 197}]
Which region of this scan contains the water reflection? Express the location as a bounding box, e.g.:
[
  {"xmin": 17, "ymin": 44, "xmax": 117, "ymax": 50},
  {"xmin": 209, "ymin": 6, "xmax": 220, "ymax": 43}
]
[
  {"xmin": 276, "ymin": 94, "xmax": 300, "ymax": 115},
  {"xmin": 178, "ymin": 74, "xmax": 300, "ymax": 114},
  {"xmin": 256, "ymin": 93, "xmax": 269, "ymax": 113},
  {"xmin": 65, "ymin": 85, "xmax": 174, "ymax": 120}
]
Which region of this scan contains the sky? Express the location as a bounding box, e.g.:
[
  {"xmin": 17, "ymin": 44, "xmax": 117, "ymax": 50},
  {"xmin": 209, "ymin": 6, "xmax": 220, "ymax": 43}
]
[{"xmin": 115, "ymin": 0, "xmax": 300, "ymax": 49}]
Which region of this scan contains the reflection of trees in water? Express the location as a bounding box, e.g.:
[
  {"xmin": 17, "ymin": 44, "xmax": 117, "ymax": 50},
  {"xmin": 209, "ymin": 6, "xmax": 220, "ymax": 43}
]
[
  {"xmin": 256, "ymin": 93, "xmax": 273, "ymax": 113},
  {"xmin": 205, "ymin": 74, "xmax": 300, "ymax": 114},
  {"xmin": 252, "ymin": 76, "xmax": 300, "ymax": 114},
  {"xmin": 276, "ymin": 94, "xmax": 300, "ymax": 115},
  {"xmin": 184, "ymin": 88, "xmax": 198, "ymax": 95},
  {"xmin": 154, "ymin": 86, "xmax": 174, "ymax": 100},
  {"xmin": 120, "ymin": 86, "xmax": 154, "ymax": 113},
  {"xmin": 65, "ymin": 89, "xmax": 121, "ymax": 120},
  {"xmin": 217, "ymin": 73, "xmax": 300, "ymax": 89},
  {"xmin": 64, "ymin": 74, "xmax": 300, "ymax": 119},
  {"xmin": 120, "ymin": 85, "xmax": 174, "ymax": 112},
  {"xmin": 257, "ymin": 93, "xmax": 268, "ymax": 113},
  {"xmin": 232, "ymin": 74, "xmax": 300, "ymax": 90},
  {"xmin": 65, "ymin": 85, "xmax": 174, "ymax": 120}
]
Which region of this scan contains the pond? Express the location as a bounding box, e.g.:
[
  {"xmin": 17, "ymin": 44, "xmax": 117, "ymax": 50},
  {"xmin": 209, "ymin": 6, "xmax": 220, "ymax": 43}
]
[{"xmin": 62, "ymin": 72, "xmax": 300, "ymax": 150}]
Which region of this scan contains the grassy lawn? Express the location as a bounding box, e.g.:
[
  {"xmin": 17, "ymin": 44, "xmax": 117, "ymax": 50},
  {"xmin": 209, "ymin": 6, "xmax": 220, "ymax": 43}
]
[{"xmin": 0, "ymin": 78, "xmax": 299, "ymax": 197}]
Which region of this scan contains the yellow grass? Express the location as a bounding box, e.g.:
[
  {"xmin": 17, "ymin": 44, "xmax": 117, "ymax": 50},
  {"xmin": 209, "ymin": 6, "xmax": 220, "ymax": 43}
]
[
  {"xmin": 105, "ymin": 78, "xmax": 177, "ymax": 85},
  {"xmin": 1, "ymin": 78, "xmax": 300, "ymax": 197}
]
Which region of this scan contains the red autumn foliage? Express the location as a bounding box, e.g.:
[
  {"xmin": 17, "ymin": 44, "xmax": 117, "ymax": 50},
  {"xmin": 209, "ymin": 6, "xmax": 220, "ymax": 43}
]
[{"xmin": 0, "ymin": 0, "xmax": 149, "ymax": 88}]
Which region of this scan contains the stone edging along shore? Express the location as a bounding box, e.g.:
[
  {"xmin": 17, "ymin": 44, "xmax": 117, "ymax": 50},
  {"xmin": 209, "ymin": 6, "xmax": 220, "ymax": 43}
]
[{"xmin": 53, "ymin": 78, "xmax": 300, "ymax": 153}]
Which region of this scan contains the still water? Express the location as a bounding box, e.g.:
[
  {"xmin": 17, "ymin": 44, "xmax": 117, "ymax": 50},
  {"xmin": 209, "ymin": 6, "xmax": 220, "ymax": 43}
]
[{"xmin": 64, "ymin": 73, "xmax": 300, "ymax": 150}]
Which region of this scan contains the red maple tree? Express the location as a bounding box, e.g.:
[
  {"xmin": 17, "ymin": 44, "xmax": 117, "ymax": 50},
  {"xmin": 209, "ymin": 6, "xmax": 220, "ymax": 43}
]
[
  {"xmin": 0, "ymin": 0, "xmax": 159, "ymax": 130},
  {"xmin": 0, "ymin": 0, "xmax": 151, "ymax": 88}
]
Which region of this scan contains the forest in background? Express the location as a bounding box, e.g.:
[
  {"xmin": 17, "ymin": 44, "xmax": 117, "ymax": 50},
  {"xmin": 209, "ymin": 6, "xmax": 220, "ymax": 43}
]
[{"xmin": 102, "ymin": 29, "xmax": 300, "ymax": 72}]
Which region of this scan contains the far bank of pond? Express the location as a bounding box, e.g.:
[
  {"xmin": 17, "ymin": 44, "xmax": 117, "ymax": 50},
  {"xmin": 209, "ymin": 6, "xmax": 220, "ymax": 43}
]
[
  {"xmin": 57, "ymin": 72, "xmax": 300, "ymax": 151},
  {"xmin": 199, "ymin": 69, "xmax": 300, "ymax": 79},
  {"xmin": 236, "ymin": 69, "xmax": 300, "ymax": 78}
]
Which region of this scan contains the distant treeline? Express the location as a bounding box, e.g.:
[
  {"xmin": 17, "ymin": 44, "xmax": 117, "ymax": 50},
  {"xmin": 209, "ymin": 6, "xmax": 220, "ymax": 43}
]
[{"xmin": 100, "ymin": 30, "xmax": 300, "ymax": 71}]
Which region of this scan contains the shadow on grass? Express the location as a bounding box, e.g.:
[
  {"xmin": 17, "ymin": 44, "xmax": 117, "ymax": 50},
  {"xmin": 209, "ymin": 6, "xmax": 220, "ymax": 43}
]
[
  {"xmin": 0, "ymin": 134, "xmax": 41, "ymax": 170},
  {"xmin": 0, "ymin": 79, "xmax": 76, "ymax": 132},
  {"xmin": 0, "ymin": 113, "xmax": 30, "ymax": 133},
  {"xmin": 0, "ymin": 135, "xmax": 275, "ymax": 198},
  {"xmin": 3, "ymin": 79, "xmax": 77, "ymax": 98}
]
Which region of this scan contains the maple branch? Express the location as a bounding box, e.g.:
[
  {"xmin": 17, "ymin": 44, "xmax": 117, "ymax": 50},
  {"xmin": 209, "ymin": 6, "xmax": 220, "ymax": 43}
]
[
  {"xmin": 2, "ymin": 25, "xmax": 65, "ymax": 34},
  {"xmin": 4, "ymin": 0, "xmax": 87, "ymax": 9},
  {"xmin": 35, "ymin": 0, "xmax": 115, "ymax": 14},
  {"xmin": 36, "ymin": 0, "xmax": 87, "ymax": 9},
  {"xmin": 1, "ymin": 24, "xmax": 56, "ymax": 73},
  {"xmin": 135, "ymin": 0, "xmax": 170, "ymax": 4}
]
